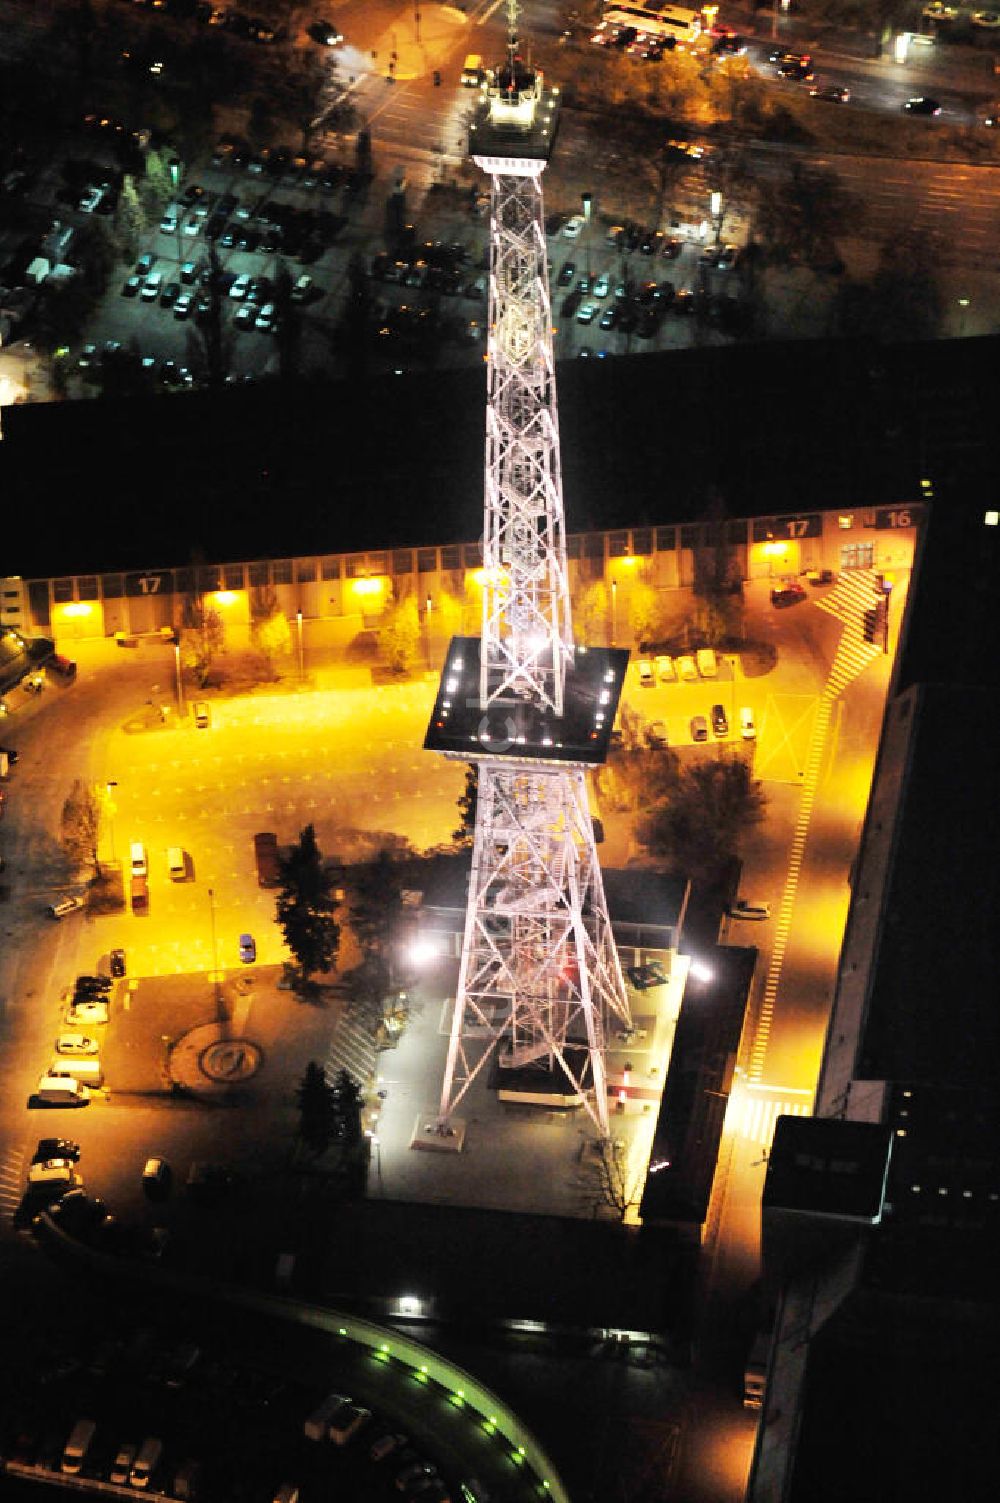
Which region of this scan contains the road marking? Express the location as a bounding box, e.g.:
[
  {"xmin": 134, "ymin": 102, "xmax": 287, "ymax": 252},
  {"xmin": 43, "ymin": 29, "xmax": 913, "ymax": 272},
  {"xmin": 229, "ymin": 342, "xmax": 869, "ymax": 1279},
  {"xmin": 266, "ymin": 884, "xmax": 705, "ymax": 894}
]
[{"xmin": 748, "ymin": 571, "xmax": 885, "ymax": 1082}]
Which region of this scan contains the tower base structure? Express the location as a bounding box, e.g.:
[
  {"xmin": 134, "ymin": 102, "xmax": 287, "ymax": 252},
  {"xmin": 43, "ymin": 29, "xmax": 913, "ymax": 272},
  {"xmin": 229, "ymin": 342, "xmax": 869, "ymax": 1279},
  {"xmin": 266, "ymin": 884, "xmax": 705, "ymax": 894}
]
[{"xmin": 436, "ymin": 761, "xmax": 631, "ymax": 1139}]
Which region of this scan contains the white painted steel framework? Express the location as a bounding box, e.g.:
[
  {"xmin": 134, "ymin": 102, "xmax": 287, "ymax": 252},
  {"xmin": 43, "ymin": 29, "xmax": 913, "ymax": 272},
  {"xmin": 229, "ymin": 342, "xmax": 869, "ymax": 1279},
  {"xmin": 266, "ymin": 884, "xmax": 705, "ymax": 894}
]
[{"xmin": 434, "ymin": 8, "xmax": 631, "ymax": 1138}]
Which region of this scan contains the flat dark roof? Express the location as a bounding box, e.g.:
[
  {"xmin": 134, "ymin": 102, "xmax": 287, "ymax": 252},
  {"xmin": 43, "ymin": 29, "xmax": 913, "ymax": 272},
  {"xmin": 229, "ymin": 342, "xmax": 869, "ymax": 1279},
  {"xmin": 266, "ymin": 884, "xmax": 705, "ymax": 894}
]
[
  {"xmin": 858, "ymin": 685, "xmax": 1000, "ymax": 1087},
  {"xmin": 5, "ymin": 335, "xmax": 998, "ymax": 580},
  {"xmin": 763, "ymin": 1116, "xmax": 892, "ymax": 1224}
]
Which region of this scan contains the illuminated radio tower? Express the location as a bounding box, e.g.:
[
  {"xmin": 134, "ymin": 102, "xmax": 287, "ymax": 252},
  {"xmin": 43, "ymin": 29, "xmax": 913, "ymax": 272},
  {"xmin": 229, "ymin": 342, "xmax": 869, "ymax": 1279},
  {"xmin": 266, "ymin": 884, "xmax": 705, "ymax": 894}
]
[{"xmin": 424, "ymin": 2, "xmax": 631, "ymax": 1138}]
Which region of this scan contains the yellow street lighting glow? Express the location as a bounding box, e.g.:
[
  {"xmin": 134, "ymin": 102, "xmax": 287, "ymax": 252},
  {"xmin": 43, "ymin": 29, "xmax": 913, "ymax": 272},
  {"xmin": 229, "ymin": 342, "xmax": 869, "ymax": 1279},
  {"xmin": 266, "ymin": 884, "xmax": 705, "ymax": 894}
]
[
  {"xmin": 351, "ymin": 576, "xmax": 385, "ymax": 597},
  {"xmin": 213, "ymin": 590, "xmax": 238, "ymax": 606},
  {"xmin": 762, "ymin": 541, "xmax": 789, "ymax": 558},
  {"xmin": 61, "ymin": 602, "xmax": 92, "ymax": 618}
]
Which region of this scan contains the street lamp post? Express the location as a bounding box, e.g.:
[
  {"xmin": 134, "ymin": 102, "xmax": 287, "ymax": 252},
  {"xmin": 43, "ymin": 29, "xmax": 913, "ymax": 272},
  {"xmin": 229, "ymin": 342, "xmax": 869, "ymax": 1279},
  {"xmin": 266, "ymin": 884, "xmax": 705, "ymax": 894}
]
[
  {"xmin": 296, "ymin": 609, "xmax": 304, "ymax": 678},
  {"xmin": 173, "ymin": 640, "xmax": 184, "ymax": 713},
  {"xmin": 105, "ymin": 781, "xmax": 118, "ymax": 865},
  {"xmin": 207, "ymin": 886, "xmax": 220, "ymax": 982},
  {"xmin": 610, "ymin": 578, "xmax": 617, "ymax": 646},
  {"xmin": 582, "ymin": 190, "xmax": 592, "ymax": 284}
]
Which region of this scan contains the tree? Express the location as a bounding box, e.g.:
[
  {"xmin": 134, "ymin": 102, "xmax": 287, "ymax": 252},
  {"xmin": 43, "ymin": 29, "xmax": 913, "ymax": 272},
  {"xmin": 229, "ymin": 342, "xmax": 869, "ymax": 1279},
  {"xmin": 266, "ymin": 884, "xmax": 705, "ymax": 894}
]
[
  {"xmin": 60, "ymin": 779, "xmax": 102, "ymax": 878},
  {"xmin": 113, "ymin": 176, "xmax": 146, "ymax": 266},
  {"xmin": 254, "ymin": 606, "xmax": 292, "ymax": 668},
  {"xmin": 139, "ymin": 148, "xmax": 176, "ymax": 221},
  {"xmin": 755, "ymin": 161, "xmax": 859, "ymax": 270},
  {"xmin": 378, "ymin": 595, "xmax": 421, "ymax": 673},
  {"xmin": 277, "ymin": 824, "xmax": 340, "ymax": 985},
  {"xmin": 627, "ymin": 580, "xmax": 660, "ymax": 647},
  {"xmin": 329, "ymin": 1067, "xmax": 363, "ymax": 1147},
  {"xmin": 180, "ymin": 596, "xmax": 223, "ymax": 686},
  {"xmin": 636, "ymin": 759, "xmax": 766, "ymax": 882},
  {"xmin": 349, "ymin": 847, "xmax": 403, "ymax": 961},
  {"xmin": 295, "ymin": 1060, "xmax": 337, "ymax": 1156},
  {"xmin": 575, "ymin": 581, "xmax": 609, "ymax": 645},
  {"xmin": 575, "ymin": 1136, "xmax": 645, "ymax": 1222},
  {"xmin": 453, "ymin": 764, "xmax": 479, "ymax": 847}
]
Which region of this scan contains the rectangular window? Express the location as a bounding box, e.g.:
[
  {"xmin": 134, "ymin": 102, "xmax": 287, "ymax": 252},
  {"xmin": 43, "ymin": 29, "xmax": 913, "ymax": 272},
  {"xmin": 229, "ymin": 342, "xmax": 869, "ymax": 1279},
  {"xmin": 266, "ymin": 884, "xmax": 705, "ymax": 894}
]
[
  {"xmin": 271, "ymin": 560, "xmax": 292, "ymax": 585},
  {"xmin": 345, "ymin": 556, "xmax": 367, "ymax": 579},
  {"xmin": 198, "ymin": 566, "xmax": 221, "ymax": 593},
  {"xmin": 463, "ymin": 542, "xmax": 483, "ymax": 568},
  {"xmin": 366, "ymin": 552, "xmax": 388, "ymax": 575},
  {"xmin": 52, "ymin": 578, "xmax": 75, "ymax": 603},
  {"xmin": 441, "ymin": 545, "xmax": 462, "ymax": 571},
  {"xmin": 584, "ymin": 533, "xmax": 604, "ymax": 561},
  {"xmin": 296, "ymin": 559, "xmax": 317, "ymax": 583},
  {"xmin": 224, "ymin": 563, "xmax": 245, "ymax": 591},
  {"xmin": 680, "ymin": 525, "xmax": 699, "ymax": 550},
  {"xmin": 78, "ymin": 575, "xmax": 99, "ymax": 601},
  {"xmin": 608, "ymin": 531, "xmax": 629, "ymax": 558},
  {"xmin": 726, "ymin": 520, "xmax": 747, "ymax": 545},
  {"xmin": 102, "ymin": 574, "xmax": 123, "ymax": 600},
  {"xmin": 566, "ymin": 535, "xmax": 582, "ymax": 560},
  {"xmin": 631, "ymin": 528, "xmax": 653, "ymax": 557},
  {"xmin": 248, "ymin": 561, "xmax": 270, "ymax": 588},
  {"xmin": 417, "ymin": 548, "xmax": 437, "ymax": 574},
  {"xmin": 321, "ymin": 556, "xmax": 341, "ymax": 581},
  {"xmin": 838, "ymin": 514, "xmax": 854, "ymax": 530},
  {"xmin": 655, "ymin": 526, "xmax": 676, "ymax": 552},
  {"xmin": 393, "ymin": 549, "xmax": 414, "ymax": 574},
  {"xmin": 27, "ymin": 579, "xmax": 51, "ymax": 627}
]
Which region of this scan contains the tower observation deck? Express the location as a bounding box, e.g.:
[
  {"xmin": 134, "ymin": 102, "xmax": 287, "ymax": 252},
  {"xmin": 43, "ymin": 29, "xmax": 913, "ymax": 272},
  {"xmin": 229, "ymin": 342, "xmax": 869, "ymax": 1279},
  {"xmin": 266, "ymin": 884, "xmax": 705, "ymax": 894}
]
[{"xmin": 423, "ymin": 2, "xmax": 631, "ymax": 1140}]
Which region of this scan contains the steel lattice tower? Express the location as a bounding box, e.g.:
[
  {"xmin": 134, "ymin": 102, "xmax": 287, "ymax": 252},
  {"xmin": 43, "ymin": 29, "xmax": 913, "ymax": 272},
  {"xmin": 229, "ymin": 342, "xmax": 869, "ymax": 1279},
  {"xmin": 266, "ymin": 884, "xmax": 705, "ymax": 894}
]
[{"xmin": 424, "ymin": 3, "xmax": 631, "ymax": 1139}]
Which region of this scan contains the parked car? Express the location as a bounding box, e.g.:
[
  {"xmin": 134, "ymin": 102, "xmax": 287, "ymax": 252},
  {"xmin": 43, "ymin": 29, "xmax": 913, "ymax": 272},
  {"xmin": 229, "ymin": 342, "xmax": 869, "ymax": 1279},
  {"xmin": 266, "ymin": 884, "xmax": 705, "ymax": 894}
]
[
  {"xmin": 770, "ymin": 581, "xmax": 806, "ymax": 607},
  {"xmin": 239, "ymin": 933, "xmax": 256, "ymax": 963},
  {"xmin": 690, "ymin": 715, "xmax": 709, "ymax": 743},
  {"xmin": 49, "ymin": 895, "xmax": 85, "ymax": 920},
  {"xmin": 729, "ymin": 898, "xmax": 771, "ymax": 920},
  {"xmin": 64, "ymin": 998, "xmax": 108, "ymax": 1026},
  {"xmin": 711, "ymin": 704, "xmax": 729, "ymax": 737},
  {"xmin": 654, "ymin": 654, "xmax": 675, "ymax": 682},
  {"xmin": 55, "ymin": 1033, "xmax": 99, "ymax": 1057},
  {"xmin": 110, "ymin": 948, "xmax": 127, "ymax": 977},
  {"xmin": 677, "ymin": 655, "xmax": 698, "ymax": 682},
  {"xmin": 636, "ymin": 659, "xmax": 654, "ymax": 687},
  {"xmin": 33, "ymin": 1137, "xmax": 80, "ymax": 1164}
]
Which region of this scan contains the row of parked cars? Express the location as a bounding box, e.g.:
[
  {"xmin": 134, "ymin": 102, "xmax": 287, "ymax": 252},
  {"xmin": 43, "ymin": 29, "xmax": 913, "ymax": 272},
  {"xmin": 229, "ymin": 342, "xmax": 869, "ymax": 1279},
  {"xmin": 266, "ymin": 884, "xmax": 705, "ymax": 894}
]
[
  {"xmin": 304, "ymin": 1392, "xmax": 458, "ymax": 1503},
  {"xmin": 156, "ymin": 182, "xmax": 344, "ymax": 260}
]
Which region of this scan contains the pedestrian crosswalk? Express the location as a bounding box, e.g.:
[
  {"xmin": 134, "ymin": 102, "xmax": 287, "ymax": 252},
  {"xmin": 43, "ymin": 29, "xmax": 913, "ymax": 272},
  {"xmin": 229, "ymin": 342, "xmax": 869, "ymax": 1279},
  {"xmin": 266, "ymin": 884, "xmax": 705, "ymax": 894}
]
[
  {"xmin": 324, "ymin": 1014, "xmax": 378, "ymax": 1091},
  {"xmin": 735, "ymin": 1093, "xmax": 812, "ymax": 1148},
  {"xmin": 0, "ymin": 1146, "xmax": 24, "ymax": 1224},
  {"xmin": 814, "ymin": 569, "xmax": 885, "ymax": 690}
]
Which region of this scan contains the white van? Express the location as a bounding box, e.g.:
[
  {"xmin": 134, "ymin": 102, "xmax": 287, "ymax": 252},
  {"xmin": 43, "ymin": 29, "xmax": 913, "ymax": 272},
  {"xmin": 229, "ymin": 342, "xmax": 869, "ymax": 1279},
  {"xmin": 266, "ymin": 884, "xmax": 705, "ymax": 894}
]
[
  {"xmin": 167, "ymin": 847, "xmax": 186, "ymax": 881},
  {"xmin": 50, "ymin": 1058, "xmax": 103, "ymax": 1087},
  {"xmin": 130, "ymin": 1437, "xmax": 163, "ymax": 1489},
  {"xmin": 62, "ymin": 1418, "xmax": 97, "ymax": 1474},
  {"xmin": 36, "ymin": 1074, "xmax": 90, "ymax": 1105},
  {"xmin": 740, "ymin": 706, "xmax": 756, "ymax": 740},
  {"xmin": 130, "ymin": 842, "xmax": 147, "ymax": 879},
  {"xmin": 696, "ymin": 647, "xmax": 718, "ymax": 677}
]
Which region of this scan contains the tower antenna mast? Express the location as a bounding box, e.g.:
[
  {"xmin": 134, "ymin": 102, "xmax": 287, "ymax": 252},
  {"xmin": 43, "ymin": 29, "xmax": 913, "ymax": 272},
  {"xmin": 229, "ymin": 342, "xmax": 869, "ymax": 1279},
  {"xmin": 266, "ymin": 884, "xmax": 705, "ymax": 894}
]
[{"xmin": 424, "ymin": 9, "xmax": 631, "ymax": 1140}]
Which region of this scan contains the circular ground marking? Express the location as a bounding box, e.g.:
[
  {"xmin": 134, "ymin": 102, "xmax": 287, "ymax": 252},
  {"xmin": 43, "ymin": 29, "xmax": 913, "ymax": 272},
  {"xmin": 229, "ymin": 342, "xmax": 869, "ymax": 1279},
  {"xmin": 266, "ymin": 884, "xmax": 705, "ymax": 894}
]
[{"xmin": 199, "ymin": 1039, "xmax": 263, "ymax": 1083}]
